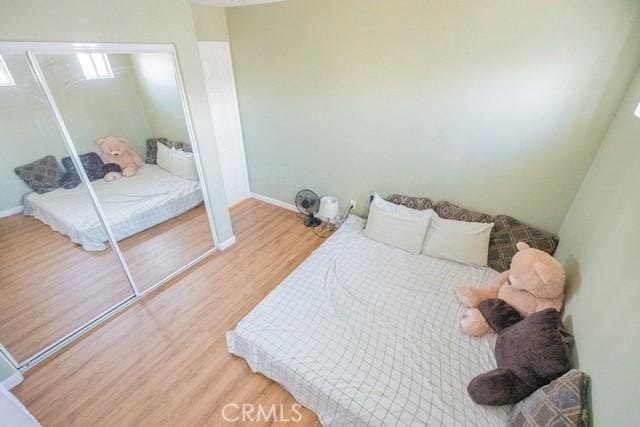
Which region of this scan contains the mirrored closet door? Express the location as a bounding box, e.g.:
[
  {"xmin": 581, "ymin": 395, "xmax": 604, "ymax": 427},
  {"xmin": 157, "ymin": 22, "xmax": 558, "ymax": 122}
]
[
  {"xmin": 0, "ymin": 43, "xmax": 218, "ymax": 370},
  {"xmin": 0, "ymin": 51, "xmax": 135, "ymax": 365},
  {"xmin": 35, "ymin": 50, "xmax": 216, "ymax": 292}
]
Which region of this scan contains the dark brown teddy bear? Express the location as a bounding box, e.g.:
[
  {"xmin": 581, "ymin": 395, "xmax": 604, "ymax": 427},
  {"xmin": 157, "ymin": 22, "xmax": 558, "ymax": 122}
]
[{"xmin": 468, "ymin": 298, "xmax": 573, "ymax": 405}]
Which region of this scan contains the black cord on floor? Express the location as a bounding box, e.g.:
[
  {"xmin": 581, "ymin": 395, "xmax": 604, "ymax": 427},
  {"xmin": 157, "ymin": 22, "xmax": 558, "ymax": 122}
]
[
  {"xmin": 295, "ymin": 213, "xmax": 330, "ymax": 238},
  {"xmin": 296, "ymin": 205, "xmax": 355, "ymax": 239}
]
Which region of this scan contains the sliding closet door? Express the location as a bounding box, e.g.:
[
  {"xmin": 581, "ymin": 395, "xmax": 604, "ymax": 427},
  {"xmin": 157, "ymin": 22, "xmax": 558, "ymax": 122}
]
[
  {"xmin": 0, "ymin": 52, "xmax": 135, "ymax": 366},
  {"xmin": 34, "ymin": 51, "xmax": 216, "ymax": 292}
]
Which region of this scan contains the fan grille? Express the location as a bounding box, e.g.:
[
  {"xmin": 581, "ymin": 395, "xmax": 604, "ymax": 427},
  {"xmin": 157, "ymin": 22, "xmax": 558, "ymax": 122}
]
[{"xmin": 295, "ymin": 189, "xmax": 320, "ymax": 215}]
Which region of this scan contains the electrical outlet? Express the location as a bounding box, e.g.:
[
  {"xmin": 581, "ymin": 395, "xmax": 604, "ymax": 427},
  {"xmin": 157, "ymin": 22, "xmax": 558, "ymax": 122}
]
[{"xmin": 350, "ymin": 200, "xmax": 357, "ymax": 210}]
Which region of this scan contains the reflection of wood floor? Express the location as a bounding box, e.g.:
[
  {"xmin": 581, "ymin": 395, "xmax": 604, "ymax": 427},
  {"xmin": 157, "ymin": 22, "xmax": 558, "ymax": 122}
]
[
  {"xmin": 14, "ymin": 199, "xmax": 323, "ymax": 426},
  {"xmin": 120, "ymin": 205, "xmax": 214, "ymax": 291},
  {"xmin": 0, "ymin": 205, "xmax": 213, "ymax": 362}
]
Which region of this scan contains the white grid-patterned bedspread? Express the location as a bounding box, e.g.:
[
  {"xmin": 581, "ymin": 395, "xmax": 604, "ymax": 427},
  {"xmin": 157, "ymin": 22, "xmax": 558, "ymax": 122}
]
[
  {"xmin": 227, "ymin": 216, "xmax": 509, "ymax": 426},
  {"xmin": 23, "ymin": 164, "xmax": 203, "ymax": 251}
]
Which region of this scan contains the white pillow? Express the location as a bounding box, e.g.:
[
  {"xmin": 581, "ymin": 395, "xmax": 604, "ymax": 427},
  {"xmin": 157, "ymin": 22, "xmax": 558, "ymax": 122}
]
[
  {"xmin": 156, "ymin": 143, "xmax": 199, "ymax": 181},
  {"xmin": 363, "ymin": 193, "xmax": 433, "ymax": 254},
  {"xmin": 421, "ymin": 214, "xmax": 494, "ymax": 266}
]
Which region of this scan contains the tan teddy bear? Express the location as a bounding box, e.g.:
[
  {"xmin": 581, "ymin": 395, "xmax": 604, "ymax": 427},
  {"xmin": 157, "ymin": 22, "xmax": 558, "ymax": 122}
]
[
  {"xmin": 96, "ymin": 136, "xmax": 143, "ymax": 180},
  {"xmin": 456, "ymin": 242, "xmax": 566, "ymax": 336}
]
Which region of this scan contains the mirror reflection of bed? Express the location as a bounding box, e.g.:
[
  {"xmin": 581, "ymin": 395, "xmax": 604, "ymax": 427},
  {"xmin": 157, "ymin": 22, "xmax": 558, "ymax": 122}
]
[
  {"xmin": 20, "ymin": 147, "xmax": 214, "ymax": 291},
  {"xmin": 0, "ymin": 49, "xmax": 216, "ymax": 365}
]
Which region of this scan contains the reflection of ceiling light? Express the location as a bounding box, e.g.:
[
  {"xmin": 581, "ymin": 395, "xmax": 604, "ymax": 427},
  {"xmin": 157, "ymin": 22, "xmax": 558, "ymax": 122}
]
[
  {"xmin": 77, "ymin": 53, "xmax": 114, "ymax": 80},
  {"xmin": 635, "ymin": 102, "xmax": 640, "ymax": 118}
]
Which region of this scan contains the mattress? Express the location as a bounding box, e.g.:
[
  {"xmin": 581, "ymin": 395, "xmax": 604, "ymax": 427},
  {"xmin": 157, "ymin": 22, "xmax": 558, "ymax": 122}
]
[
  {"xmin": 23, "ymin": 164, "xmax": 203, "ymax": 251},
  {"xmin": 227, "ymin": 216, "xmax": 510, "ymax": 426}
]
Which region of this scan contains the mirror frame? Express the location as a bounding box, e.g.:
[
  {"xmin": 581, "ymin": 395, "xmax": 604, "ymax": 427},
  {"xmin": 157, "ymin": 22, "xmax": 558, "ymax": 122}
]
[{"xmin": 0, "ymin": 42, "xmax": 220, "ymax": 371}]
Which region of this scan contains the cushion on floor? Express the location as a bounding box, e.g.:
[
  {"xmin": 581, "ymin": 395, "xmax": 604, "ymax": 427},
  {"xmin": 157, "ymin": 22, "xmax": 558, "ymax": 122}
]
[
  {"xmin": 385, "ymin": 193, "xmax": 436, "ymax": 211},
  {"xmin": 488, "ymin": 215, "xmax": 559, "ymax": 272},
  {"xmin": 435, "ymin": 200, "xmax": 495, "ymax": 223},
  {"xmin": 508, "ymin": 369, "xmax": 590, "ymax": 427}
]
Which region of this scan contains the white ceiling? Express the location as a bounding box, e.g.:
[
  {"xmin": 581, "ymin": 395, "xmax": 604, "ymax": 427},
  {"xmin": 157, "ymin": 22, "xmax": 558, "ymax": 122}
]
[{"xmin": 191, "ymin": 0, "xmax": 285, "ymax": 7}]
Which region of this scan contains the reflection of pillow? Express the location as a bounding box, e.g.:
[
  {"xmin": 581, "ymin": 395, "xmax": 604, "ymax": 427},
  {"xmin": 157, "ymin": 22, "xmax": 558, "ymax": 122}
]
[
  {"xmin": 422, "ymin": 213, "xmax": 494, "ymax": 266},
  {"xmin": 363, "ymin": 193, "xmax": 432, "ymax": 254},
  {"xmin": 14, "ymin": 155, "xmax": 65, "ymax": 194},
  {"xmin": 60, "ymin": 152, "xmax": 105, "ymax": 189},
  {"xmin": 157, "ymin": 142, "xmax": 198, "ymax": 181},
  {"xmin": 145, "ymin": 138, "xmax": 192, "ymax": 164}
]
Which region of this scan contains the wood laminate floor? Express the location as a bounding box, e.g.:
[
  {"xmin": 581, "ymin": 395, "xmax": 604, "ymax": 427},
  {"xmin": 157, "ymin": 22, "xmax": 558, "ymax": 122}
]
[
  {"xmin": 13, "ymin": 199, "xmax": 324, "ymax": 426},
  {"xmin": 0, "ymin": 205, "xmax": 214, "ymax": 362}
]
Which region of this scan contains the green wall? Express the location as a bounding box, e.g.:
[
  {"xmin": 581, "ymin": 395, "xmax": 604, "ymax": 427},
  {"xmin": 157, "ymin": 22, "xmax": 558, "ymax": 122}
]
[
  {"xmin": 555, "ymin": 63, "xmax": 640, "ymax": 425},
  {"xmin": 130, "ymin": 53, "xmax": 191, "ymax": 143},
  {"xmin": 191, "ymin": 4, "xmax": 229, "ymax": 42},
  {"xmin": 226, "ymin": 0, "xmax": 640, "ymax": 232},
  {"xmin": 0, "ymin": 0, "xmax": 234, "ymax": 243},
  {"xmin": 0, "ymin": 54, "xmax": 73, "ymax": 212}
]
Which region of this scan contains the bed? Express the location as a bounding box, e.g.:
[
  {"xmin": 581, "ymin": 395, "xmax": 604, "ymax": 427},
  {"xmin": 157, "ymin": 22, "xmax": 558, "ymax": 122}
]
[
  {"xmin": 227, "ymin": 216, "xmax": 510, "ymax": 426},
  {"xmin": 23, "ymin": 164, "xmax": 204, "ymax": 251}
]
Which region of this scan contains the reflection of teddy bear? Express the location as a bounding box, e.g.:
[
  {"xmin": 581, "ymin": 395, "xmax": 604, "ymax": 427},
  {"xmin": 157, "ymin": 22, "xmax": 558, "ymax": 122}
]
[
  {"xmin": 466, "ymin": 299, "xmax": 573, "ymax": 405},
  {"xmin": 456, "ymin": 242, "xmax": 566, "ymax": 336},
  {"xmin": 96, "ymin": 136, "xmax": 143, "ymax": 181}
]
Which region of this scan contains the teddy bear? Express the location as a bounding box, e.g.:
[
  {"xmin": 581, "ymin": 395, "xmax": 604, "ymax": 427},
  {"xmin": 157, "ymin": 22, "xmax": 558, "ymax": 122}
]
[
  {"xmin": 466, "ymin": 298, "xmax": 573, "ymax": 405},
  {"xmin": 456, "ymin": 242, "xmax": 566, "ymax": 336},
  {"xmin": 96, "ymin": 136, "xmax": 143, "ymax": 181}
]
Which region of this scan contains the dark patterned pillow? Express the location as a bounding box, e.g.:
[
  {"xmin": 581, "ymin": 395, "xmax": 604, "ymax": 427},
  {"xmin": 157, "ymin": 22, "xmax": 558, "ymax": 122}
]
[
  {"xmin": 145, "ymin": 138, "xmax": 192, "ymax": 164},
  {"xmin": 60, "ymin": 152, "xmax": 105, "ymax": 189},
  {"xmin": 385, "ymin": 194, "xmax": 435, "ymax": 211},
  {"xmin": 435, "ymin": 200, "xmax": 494, "ymax": 223},
  {"xmin": 509, "ymin": 370, "xmax": 589, "ymax": 427},
  {"xmin": 488, "ymin": 214, "xmax": 559, "ymax": 272},
  {"xmin": 14, "ymin": 155, "xmax": 65, "ymax": 194}
]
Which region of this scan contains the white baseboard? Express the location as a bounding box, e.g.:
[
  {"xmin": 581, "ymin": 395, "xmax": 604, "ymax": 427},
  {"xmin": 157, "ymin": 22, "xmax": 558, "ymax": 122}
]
[
  {"xmin": 218, "ymin": 235, "xmax": 237, "ymax": 250},
  {"xmin": 251, "ymin": 192, "xmax": 297, "ymax": 212},
  {"xmin": 0, "ymin": 206, "xmax": 23, "ymax": 218},
  {"xmin": 1, "ymin": 371, "xmax": 23, "ymax": 390}
]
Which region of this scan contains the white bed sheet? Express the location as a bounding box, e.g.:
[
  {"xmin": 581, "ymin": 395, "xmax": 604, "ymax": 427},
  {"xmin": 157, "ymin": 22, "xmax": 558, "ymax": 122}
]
[
  {"xmin": 23, "ymin": 164, "xmax": 203, "ymax": 251},
  {"xmin": 227, "ymin": 216, "xmax": 509, "ymax": 426}
]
